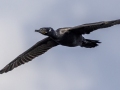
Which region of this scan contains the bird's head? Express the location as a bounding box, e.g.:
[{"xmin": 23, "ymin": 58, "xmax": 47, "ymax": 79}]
[
  {"xmin": 35, "ymin": 27, "xmax": 55, "ymax": 36},
  {"xmin": 35, "ymin": 27, "xmax": 57, "ymax": 39}
]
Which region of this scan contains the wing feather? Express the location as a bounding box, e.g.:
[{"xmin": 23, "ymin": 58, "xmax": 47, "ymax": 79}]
[
  {"xmin": 0, "ymin": 37, "xmax": 58, "ymax": 74},
  {"xmin": 69, "ymin": 19, "xmax": 120, "ymax": 34}
]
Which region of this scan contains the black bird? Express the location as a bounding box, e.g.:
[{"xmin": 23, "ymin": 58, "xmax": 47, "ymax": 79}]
[{"xmin": 0, "ymin": 19, "xmax": 120, "ymax": 74}]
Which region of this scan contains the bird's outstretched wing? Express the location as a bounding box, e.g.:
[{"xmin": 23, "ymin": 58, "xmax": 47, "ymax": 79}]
[
  {"xmin": 0, "ymin": 37, "xmax": 58, "ymax": 74},
  {"xmin": 68, "ymin": 19, "xmax": 120, "ymax": 34}
]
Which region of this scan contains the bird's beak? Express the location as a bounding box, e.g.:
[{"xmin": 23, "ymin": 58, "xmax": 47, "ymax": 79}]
[
  {"xmin": 35, "ymin": 30, "xmax": 40, "ymax": 32},
  {"xmin": 35, "ymin": 29, "xmax": 47, "ymax": 34}
]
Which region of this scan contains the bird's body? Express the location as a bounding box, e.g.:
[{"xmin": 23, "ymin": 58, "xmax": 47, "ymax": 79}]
[
  {"xmin": 55, "ymin": 28, "xmax": 83, "ymax": 47},
  {"xmin": 1, "ymin": 19, "xmax": 120, "ymax": 74}
]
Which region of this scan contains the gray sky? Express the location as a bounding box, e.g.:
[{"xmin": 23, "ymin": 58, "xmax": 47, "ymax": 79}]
[{"xmin": 0, "ymin": 0, "xmax": 120, "ymax": 90}]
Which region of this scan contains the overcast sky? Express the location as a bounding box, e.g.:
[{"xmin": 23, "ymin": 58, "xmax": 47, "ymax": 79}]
[{"xmin": 0, "ymin": 0, "xmax": 120, "ymax": 90}]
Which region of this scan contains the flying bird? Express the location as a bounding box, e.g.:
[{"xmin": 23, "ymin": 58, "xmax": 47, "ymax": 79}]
[{"xmin": 0, "ymin": 19, "xmax": 120, "ymax": 74}]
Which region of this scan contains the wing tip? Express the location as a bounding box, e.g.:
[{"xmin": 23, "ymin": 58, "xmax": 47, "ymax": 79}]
[{"xmin": 0, "ymin": 70, "xmax": 5, "ymax": 74}]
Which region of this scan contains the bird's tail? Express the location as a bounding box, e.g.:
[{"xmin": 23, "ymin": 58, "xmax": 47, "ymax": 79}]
[{"xmin": 81, "ymin": 39, "xmax": 101, "ymax": 48}]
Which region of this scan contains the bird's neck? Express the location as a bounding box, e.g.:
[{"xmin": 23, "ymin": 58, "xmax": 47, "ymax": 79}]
[{"xmin": 49, "ymin": 31, "xmax": 58, "ymax": 39}]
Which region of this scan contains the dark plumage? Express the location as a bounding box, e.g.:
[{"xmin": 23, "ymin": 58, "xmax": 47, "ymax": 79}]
[{"xmin": 0, "ymin": 19, "xmax": 120, "ymax": 74}]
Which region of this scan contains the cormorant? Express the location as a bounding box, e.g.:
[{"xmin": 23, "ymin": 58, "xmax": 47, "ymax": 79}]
[{"xmin": 0, "ymin": 19, "xmax": 120, "ymax": 74}]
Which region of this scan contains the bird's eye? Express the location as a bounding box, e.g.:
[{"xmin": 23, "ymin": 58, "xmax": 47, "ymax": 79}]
[{"xmin": 41, "ymin": 29, "xmax": 44, "ymax": 31}]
